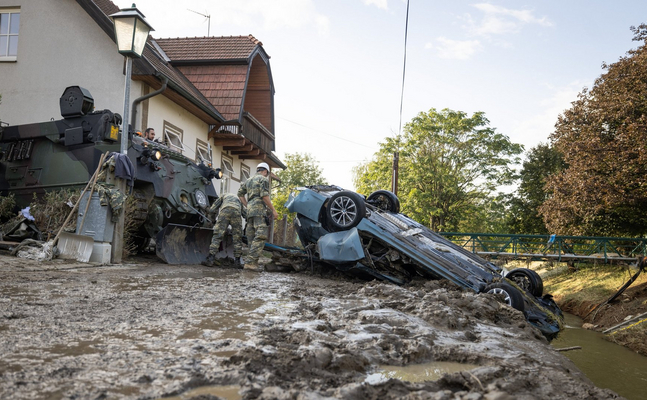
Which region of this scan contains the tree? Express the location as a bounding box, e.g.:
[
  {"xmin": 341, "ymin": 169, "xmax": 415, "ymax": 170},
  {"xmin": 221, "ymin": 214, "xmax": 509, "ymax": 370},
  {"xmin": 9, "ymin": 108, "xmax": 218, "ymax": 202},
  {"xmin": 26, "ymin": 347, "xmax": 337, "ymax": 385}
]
[
  {"xmin": 354, "ymin": 108, "xmax": 523, "ymax": 232},
  {"xmin": 272, "ymin": 153, "xmax": 327, "ymax": 220},
  {"xmin": 507, "ymin": 143, "xmax": 565, "ymax": 234},
  {"xmin": 540, "ymin": 24, "xmax": 647, "ymax": 237}
]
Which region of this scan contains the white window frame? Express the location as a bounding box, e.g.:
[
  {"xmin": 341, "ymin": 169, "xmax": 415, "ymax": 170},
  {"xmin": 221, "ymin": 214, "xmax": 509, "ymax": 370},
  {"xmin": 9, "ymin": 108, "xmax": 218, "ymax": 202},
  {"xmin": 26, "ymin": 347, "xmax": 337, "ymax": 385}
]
[
  {"xmin": 220, "ymin": 154, "xmax": 234, "ymax": 194},
  {"xmin": 195, "ymin": 138, "xmax": 212, "ymax": 165},
  {"xmin": 0, "ymin": 8, "xmax": 20, "ymax": 62},
  {"xmin": 241, "ymin": 163, "xmax": 250, "ymax": 182},
  {"xmin": 163, "ymin": 121, "xmax": 184, "ymax": 153}
]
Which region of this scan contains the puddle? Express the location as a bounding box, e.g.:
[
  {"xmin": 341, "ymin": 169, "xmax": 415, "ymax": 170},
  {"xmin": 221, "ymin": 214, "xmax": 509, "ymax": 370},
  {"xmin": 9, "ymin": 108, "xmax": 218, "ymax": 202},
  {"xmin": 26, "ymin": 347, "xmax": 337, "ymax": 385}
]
[
  {"xmin": 161, "ymin": 384, "xmax": 241, "ymax": 400},
  {"xmin": 46, "ymin": 340, "xmax": 103, "ymax": 356},
  {"xmin": 0, "ymin": 361, "xmax": 23, "ymax": 373},
  {"xmin": 366, "ymin": 361, "xmax": 480, "ymax": 384},
  {"xmin": 112, "ymin": 386, "xmax": 141, "ymax": 397},
  {"xmin": 112, "ymin": 280, "xmax": 156, "ymax": 292},
  {"xmin": 142, "ymin": 328, "xmax": 165, "ymax": 338}
]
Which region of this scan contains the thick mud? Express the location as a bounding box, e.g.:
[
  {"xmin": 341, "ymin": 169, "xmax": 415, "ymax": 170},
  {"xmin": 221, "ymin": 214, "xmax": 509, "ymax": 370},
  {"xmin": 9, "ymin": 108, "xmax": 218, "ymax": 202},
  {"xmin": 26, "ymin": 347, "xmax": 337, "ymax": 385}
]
[{"xmin": 0, "ymin": 254, "xmax": 623, "ymax": 400}]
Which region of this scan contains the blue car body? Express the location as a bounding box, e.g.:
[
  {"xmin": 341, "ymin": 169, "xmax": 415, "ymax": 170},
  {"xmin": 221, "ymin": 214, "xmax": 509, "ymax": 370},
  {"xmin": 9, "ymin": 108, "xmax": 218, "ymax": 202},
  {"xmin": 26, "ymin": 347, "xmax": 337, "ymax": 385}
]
[{"xmin": 285, "ymin": 185, "xmax": 564, "ymax": 340}]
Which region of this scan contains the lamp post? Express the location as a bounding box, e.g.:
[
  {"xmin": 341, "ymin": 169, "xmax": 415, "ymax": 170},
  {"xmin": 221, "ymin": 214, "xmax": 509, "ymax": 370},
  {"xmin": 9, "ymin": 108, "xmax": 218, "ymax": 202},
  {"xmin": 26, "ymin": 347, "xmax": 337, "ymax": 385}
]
[
  {"xmin": 110, "ymin": 3, "xmax": 153, "ymax": 154},
  {"xmin": 109, "ymin": 4, "xmax": 153, "ymax": 263}
]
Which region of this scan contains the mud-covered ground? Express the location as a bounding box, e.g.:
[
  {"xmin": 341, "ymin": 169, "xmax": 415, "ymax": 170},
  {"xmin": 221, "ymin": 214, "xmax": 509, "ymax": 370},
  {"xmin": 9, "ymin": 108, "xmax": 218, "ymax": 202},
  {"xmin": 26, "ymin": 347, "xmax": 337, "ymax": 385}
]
[{"xmin": 0, "ymin": 253, "xmax": 624, "ymax": 400}]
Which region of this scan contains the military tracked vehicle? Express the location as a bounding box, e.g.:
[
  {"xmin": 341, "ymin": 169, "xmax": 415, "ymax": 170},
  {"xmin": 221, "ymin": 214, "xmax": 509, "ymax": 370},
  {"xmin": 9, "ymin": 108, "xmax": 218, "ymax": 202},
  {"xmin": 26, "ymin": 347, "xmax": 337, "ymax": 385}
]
[{"xmin": 0, "ymin": 86, "xmax": 222, "ymax": 263}]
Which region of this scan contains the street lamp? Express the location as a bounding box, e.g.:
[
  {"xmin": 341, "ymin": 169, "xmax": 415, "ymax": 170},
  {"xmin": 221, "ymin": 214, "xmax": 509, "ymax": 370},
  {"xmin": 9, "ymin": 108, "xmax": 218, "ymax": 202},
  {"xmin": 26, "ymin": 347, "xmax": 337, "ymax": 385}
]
[
  {"xmin": 109, "ymin": 4, "xmax": 153, "ymax": 264},
  {"xmin": 110, "ymin": 3, "xmax": 153, "ymax": 154}
]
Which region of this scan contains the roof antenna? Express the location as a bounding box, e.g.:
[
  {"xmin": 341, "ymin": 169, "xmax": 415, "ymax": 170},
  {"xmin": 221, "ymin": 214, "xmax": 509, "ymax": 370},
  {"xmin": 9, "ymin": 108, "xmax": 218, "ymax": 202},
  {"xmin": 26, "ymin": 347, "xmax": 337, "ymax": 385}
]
[{"xmin": 187, "ymin": 9, "xmax": 211, "ymax": 36}]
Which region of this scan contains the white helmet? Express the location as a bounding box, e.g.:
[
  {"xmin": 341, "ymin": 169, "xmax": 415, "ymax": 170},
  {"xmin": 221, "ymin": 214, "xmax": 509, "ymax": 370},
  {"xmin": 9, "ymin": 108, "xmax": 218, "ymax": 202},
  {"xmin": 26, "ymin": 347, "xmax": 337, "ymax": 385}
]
[{"xmin": 257, "ymin": 162, "xmax": 270, "ymax": 172}]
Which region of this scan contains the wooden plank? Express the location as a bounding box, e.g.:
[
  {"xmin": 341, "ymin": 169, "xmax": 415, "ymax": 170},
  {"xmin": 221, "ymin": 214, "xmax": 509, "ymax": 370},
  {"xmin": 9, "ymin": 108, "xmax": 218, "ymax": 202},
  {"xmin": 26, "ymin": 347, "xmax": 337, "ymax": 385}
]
[
  {"xmin": 224, "ymin": 143, "xmax": 254, "ymax": 151},
  {"xmin": 211, "ymin": 138, "xmax": 246, "ymax": 147},
  {"xmin": 239, "ymin": 154, "xmax": 267, "ymax": 161},
  {"xmin": 231, "ymin": 149, "xmax": 260, "ymax": 156}
]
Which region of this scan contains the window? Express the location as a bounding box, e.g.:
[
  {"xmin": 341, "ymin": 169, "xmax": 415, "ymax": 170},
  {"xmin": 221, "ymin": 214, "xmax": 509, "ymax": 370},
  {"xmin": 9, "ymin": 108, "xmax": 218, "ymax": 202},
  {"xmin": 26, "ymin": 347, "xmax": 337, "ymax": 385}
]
[
  {"xmin": 195, "ymin": 139, "xmax": 212, "ymax": 165},
  {"xmin": 220, "ymin": 154, "xmax": 234, "ymax": 193},
  {"xmin": 0, "ymin": 8, "xmax": 20, "ymax": 61},
  {"xmin": 221, "ymin": 155, "xmax": 234, "ymax": 176},
  {"xmin": 163, "ymin": 121, "xmax": 184, "ymax": 153},
  {"xmin": 241, "ymin": 163, "xmax": 250, "ymax": 182}
]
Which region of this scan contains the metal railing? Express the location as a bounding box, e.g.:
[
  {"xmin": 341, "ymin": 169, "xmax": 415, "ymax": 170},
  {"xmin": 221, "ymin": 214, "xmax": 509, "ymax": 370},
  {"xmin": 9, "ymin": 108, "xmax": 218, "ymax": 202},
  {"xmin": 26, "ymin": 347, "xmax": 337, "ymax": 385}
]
[{"xmin": 438, "ymin": 233, "xmax": 647, "ymax": 263}]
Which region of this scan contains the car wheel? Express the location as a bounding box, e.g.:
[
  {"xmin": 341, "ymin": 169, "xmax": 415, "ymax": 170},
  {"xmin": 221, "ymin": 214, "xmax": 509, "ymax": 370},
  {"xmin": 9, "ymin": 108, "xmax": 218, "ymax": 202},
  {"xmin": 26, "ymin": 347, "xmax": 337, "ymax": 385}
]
[
  {"xmin": 325, "ymin": 191, "xmax": 366, "ymax": 231},
  {"xmin": 367, "ymin": 190, "xmax": 400, "ymax": 213},
  {"xmin": 484, "ymin": 282, "xmax": 525, "ymax": 311},
  {"xmin": 506, "ymin": 268, "xmax": 543, "ymax": 297}
]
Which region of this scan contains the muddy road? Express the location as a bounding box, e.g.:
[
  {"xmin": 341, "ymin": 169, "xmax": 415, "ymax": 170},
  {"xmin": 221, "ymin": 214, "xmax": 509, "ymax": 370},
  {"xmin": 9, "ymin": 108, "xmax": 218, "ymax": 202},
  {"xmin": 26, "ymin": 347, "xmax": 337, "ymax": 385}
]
[{"xmin": 0, "ymin": 254, "xmax": 622, "ymax": 399}]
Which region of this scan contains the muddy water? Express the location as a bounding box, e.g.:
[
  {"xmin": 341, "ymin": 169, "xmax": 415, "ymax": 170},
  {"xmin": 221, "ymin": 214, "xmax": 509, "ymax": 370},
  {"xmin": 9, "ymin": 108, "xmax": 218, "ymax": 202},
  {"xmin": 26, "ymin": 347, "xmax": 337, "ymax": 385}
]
[
  {"xmin": 366, "ymin": 361, "xmax": 480, "ymax": 384},
  {"xmin": 551, "ymin": 313, "xmax": 647, "ymax": 400}
]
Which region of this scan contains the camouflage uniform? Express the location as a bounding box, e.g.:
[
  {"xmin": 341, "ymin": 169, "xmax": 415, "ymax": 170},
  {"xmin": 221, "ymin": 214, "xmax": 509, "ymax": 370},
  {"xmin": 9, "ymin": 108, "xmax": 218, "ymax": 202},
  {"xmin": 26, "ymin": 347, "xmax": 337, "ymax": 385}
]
[
  {"xmin": 237, "ymin": 172, "xmax": 270, "ymax": 264},
  {"xmin": 208, "ymin": 192, "xmax": 245, "ymax": 258}
]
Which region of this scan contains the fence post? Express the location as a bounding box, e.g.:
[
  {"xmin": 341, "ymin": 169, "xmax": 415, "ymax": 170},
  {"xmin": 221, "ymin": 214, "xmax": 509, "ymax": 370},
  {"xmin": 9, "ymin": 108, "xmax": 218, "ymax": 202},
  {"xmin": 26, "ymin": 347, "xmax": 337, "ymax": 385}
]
[{"xmin": 281, "ymin": 215, "xmax": 288, "ymax": 246}]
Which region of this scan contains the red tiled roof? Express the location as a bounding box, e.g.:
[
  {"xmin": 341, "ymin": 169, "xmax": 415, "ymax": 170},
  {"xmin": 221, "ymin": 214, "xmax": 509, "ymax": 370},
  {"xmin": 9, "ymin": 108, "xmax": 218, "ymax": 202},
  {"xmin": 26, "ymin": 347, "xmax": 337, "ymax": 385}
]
[
  {"xmin": 155, "ymin": 35, "xmax": 263, "ymax": 61},
  {"xmin": 92, "ymin": 0, "xmax": 119, "ymax": 15},
  {"xmin": 87, "ymin": 0, "xmax": 224, "ymax": 122},
  {"xmin": 176, "ymin": 64, "xmax": 248, "ymax": 121}
]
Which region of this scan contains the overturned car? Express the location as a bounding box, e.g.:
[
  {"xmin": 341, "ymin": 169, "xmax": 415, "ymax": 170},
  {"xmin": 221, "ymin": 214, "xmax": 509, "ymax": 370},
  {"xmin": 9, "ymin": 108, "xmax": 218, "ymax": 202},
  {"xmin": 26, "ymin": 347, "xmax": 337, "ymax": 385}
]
[{"xmin": 285, "ymin": 185, "xmax": 564, "ymax": 340}]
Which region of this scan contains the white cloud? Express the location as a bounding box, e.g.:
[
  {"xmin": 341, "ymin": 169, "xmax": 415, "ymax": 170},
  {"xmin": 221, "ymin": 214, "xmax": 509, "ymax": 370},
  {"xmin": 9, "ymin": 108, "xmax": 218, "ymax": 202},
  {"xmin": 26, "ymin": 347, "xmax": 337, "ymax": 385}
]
[
  {"xmin": 427, "ymin": 37, "xmax": 481, "ymax": 60},
  {"xmin": 362, "ymin": 0, "xmax": 389, "ymax": 10},
  {"xmin": 512, "ymin": 82, "xmax": 584, "ymax": 148},
  {"xmin": 470, "ymin": 3, "xmax": 552, "ymax": 36}
]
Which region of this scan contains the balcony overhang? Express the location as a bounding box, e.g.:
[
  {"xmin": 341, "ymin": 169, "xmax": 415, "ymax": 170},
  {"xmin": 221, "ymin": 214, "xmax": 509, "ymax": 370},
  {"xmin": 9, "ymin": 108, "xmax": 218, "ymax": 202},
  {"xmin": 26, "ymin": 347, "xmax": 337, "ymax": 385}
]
[{"xmin": 208, "ymin": 130, "xmax": 285, "ymax": 169}]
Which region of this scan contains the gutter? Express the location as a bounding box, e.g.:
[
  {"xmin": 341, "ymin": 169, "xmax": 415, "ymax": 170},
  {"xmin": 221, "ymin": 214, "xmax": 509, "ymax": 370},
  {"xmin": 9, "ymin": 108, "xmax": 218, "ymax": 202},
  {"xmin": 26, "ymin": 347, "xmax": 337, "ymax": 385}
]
[{"xmin": 131, "ymin": 75, "xmax": 168, "ymax": 128}]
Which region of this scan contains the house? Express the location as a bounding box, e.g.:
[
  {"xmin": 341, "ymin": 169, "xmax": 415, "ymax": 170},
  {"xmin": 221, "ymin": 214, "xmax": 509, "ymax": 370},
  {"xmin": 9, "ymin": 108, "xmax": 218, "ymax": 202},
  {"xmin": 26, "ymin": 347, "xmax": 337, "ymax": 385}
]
[{"xmin": 0, "ymin": 0, "xmax": 284, "ymax": 197}]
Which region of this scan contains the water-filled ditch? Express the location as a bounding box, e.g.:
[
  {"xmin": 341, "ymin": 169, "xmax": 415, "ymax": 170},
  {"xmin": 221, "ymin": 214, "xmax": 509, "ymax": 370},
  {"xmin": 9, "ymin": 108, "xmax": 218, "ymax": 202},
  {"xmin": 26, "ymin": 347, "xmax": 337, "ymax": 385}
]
[{"xmin": 551, "ymin": 313, "xmax": 647, "ymax": 400}]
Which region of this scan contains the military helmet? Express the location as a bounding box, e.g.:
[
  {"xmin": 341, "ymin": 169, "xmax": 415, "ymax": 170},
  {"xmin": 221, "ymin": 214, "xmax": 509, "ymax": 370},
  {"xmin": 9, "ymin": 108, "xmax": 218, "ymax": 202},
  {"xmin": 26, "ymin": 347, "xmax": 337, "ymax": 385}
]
[{"xmin": 257, "ymin": 162, "xmax": 270, "ymax": 172}]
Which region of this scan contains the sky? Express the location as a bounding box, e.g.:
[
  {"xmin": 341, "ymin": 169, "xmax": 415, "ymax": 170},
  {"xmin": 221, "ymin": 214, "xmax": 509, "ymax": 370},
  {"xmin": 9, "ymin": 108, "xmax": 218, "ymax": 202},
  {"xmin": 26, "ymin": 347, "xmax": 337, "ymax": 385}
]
[{"xmin": 115, "ymin": 0, "xmax": 647, "ymax": 191}]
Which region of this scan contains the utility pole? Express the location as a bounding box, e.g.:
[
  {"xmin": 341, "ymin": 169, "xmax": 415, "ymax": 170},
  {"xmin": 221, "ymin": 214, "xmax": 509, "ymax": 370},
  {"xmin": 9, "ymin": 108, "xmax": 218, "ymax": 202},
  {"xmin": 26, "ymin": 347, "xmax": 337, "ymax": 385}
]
[{"xmin": 392, "ymin": 151, "xmax": 399, "ymax": 195}]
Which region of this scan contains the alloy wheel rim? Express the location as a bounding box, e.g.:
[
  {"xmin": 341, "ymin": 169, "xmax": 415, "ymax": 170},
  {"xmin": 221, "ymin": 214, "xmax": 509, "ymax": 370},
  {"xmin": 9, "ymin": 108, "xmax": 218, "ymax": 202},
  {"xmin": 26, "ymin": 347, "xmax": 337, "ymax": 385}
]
[
  {"xmin": 330, "ymin": 196, "xmax": 357, "ymax": 226},
  {"xmin": 488, "ymin": 288, "xmax": 512, "ymax": 305}
]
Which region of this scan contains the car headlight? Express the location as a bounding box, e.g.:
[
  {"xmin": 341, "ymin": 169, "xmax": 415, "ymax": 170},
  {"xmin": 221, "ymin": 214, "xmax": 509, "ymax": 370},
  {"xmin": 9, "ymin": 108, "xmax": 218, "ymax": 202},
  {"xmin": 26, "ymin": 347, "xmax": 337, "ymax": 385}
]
[{"xmin": 194, "ymin": 190, "xmax": 208, "ymax": 208}]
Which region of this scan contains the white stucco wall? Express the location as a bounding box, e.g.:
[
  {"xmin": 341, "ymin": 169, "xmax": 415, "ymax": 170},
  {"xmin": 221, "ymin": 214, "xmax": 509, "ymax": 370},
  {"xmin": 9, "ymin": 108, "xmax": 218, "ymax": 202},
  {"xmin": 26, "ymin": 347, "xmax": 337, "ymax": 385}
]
[
  {"xmin": 146, "ymin": 94, "xmax": 208, "ymax": 161},
  {"xmin": 0, "ymin": 0, "xmax": 137, "ymax": 125},
  {"xmin": 145, "ymin": 94, "xmax": 252, "ymax": 196}
]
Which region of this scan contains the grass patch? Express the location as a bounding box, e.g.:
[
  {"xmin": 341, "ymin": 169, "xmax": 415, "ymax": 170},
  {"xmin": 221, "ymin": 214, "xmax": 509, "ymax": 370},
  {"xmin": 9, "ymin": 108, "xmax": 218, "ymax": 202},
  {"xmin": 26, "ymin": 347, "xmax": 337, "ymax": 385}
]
[{"xmin": 542, "ymin": 263, "xmax": 647, "ymax": 305}]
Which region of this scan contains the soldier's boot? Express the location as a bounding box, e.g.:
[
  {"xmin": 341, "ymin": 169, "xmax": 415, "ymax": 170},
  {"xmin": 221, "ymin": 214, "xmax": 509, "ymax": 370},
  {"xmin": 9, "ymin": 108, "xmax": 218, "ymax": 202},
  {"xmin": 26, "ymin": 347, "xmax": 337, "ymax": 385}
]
[
  {"xmin": 234, "ymin": 256, "xmax": 244, "ymax": 269},
  {"xmin": 244, "ymin": 262, "xmax": 263, "ymax": 272},
  {"xmin": 202, "ymin": 253, "xmax": 220, "ymax": 267}
]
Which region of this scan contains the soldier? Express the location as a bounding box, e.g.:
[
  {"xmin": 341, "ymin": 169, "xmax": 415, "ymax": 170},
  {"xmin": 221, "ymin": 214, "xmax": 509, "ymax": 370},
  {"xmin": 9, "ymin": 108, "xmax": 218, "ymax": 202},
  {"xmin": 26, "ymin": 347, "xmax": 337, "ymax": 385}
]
[
  {"xmin": 238, "ymin": 162, "xmax": 278, "ymax": 271},
  {"xmin": 207, "ymin": 192, "xmax": 245, "ymax": 267},
  {"xmin": 143, "ymin": 127, "xmax": 157, "ymax": 142}
]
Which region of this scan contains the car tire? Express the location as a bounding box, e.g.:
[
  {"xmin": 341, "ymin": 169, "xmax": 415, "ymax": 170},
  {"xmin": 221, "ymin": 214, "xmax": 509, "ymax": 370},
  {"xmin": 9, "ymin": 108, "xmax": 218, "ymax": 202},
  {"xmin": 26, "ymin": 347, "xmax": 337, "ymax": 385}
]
[
  {"xmin": 325, "ymin": 191, "xmax": 366, "ymax": 231},
  {"xmin": 367, "ymin": 190, "xmax": 400, "ymax": 213},
  {"xmin": 484, "ymin": 282, "xmax": 525, "ymax": 311},
  {"xmin": 506, "ymin": 268, "xmax": 543, "ymax": 297}
]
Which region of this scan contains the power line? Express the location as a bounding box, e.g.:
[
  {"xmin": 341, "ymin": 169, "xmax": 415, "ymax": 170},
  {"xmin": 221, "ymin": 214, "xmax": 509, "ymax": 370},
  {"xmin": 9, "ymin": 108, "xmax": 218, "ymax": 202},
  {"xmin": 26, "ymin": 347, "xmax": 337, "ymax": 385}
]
[
  {"xmin": 398, "ymin": 0, "xmax": 410, "ymax": 137},
  {"xmin": 278, "ymin": 116, "xmax": 377, "ymax": 149}
]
